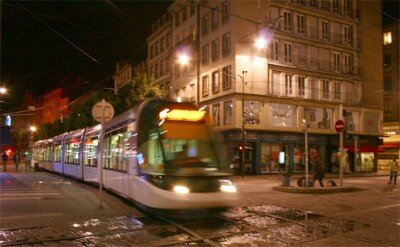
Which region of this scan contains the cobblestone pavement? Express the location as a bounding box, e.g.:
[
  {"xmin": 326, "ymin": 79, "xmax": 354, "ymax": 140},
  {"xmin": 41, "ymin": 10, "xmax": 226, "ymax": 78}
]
[{"xmin": 0, "ymin": 172, "xmax": 399, "ymax": 246}]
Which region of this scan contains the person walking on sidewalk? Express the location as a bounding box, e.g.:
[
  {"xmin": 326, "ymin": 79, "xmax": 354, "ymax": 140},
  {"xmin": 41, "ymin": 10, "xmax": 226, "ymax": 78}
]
[
  {"xmin": 313, "ymin": 157, "xmax": 324, "ymax": 187},
  {"xmin": 25, "ymin": 152, "xmax": 31, "ymax": 172},
  {"xmin": 13, "ymin": 151, "xmax": 21, "ymax": 172},
  {"xmin": 2, "ymin": 152, "xmax": 8, "ymax": 172},
  {"xmin": 388, "ymin": 156, "xmax": 398, "ymax": 185}
]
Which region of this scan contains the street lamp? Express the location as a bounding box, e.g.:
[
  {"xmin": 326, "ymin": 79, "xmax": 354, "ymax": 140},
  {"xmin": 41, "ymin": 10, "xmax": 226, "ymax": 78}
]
[
  {"xmin": 0, "ymin": 87, "xmax": 7, "ymax": 152},
  {"xmin": 301, "ymin": 119, "xmax": 310, "ymax": 187}
]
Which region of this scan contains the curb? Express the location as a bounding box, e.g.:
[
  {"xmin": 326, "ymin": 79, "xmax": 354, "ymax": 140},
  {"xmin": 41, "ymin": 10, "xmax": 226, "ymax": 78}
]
[{"xmin": 272, "ymin": 186, "xmax": 363, "ymax": 194}]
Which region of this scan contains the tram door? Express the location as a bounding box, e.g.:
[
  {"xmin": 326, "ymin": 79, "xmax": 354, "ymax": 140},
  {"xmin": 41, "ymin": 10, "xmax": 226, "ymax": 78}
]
[{"xmin": 233, "ymin": 142, "xmax": 256, "ymax": 175}]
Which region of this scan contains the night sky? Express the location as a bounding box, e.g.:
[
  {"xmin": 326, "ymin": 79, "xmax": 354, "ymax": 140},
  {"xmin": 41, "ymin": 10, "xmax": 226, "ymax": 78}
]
[
  {"xmin": 1, "ymin": 0, "xmax": 171, "ymax": 109},
  {"xmin": 1, "ymin": 0, "xmax": 398, "ymax": 110}
]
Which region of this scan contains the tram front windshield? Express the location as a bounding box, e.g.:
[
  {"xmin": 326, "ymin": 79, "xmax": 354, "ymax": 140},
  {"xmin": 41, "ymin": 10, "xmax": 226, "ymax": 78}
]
[{"xmin": 159, "ymin": 120, "xmax": 219, "ymax": 174}]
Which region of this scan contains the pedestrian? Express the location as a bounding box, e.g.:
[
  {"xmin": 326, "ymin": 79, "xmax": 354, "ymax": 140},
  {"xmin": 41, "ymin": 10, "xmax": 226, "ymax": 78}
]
[
  {"xmin": 25, "ymin": 152, "xmax": 31, "ymax": 172},
  {"xmin": 2, "ymin": 151, "xmax": 8, "ymax": 172},
  {"xmin": 13, "ymin": 151, "xmax": 21, "ymax": 172},
  {"xmin": 313, "ymin": 157, "xmax": 324, "ymax": 187},
  {"xmin": 388, "ymin": 156, "xmax": 398, "ymax": 185}
]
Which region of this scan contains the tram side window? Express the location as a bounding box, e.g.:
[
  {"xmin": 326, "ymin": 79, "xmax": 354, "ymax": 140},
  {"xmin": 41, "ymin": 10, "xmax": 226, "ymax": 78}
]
[
  {"xmin": 64, "ymin": 140, "xmax": 80, "ymax": 165},
  {"xmin": 84, "ymin": 137, "xmax": 99, "ymax": 167},
  {"xmin": 139, "ymin": 131, "xmax": 165, "ymax": 175},
  {"xmin": 54, "ymin": 144, "xmax": 62, "ymax": 162},
  {"xmin": 104, "ymin": 128, "xmax": 130, "ymax": 172},
  {"xmin": 44, "ymin": 145, "xmax": 53, "ymax": 161}
]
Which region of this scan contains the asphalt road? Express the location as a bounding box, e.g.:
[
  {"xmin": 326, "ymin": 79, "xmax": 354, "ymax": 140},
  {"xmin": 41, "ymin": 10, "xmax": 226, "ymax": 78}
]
[{"xmin": 0, "ymin": 170, "xmax": 399, "ymax": 246}]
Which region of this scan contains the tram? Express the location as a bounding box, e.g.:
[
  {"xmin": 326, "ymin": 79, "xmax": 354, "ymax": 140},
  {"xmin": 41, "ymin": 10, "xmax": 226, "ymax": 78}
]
[{"xmin": 32, "ymin": 99, "xmax": 238, "ymax": 209}]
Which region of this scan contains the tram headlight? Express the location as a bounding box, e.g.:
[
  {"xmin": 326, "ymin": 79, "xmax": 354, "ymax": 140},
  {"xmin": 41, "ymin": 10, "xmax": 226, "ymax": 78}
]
[
  {"xmin": 173, "ymin": 185, "xmax": 190, "ymax": 194},
  {"xmin": 219, "ymin": 180, "xmax": 237, "ymax": 193}
]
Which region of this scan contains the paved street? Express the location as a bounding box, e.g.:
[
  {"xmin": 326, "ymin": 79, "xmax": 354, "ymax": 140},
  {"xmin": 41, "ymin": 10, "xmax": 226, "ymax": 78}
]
[{"xmin": 0, "ymin": 169, "xmax": 399, "ymax": 246}]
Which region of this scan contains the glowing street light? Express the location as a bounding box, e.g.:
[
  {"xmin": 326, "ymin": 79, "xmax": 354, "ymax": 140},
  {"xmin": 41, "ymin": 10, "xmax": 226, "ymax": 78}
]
[
  {"xmin": 255, "ymin": 37, "xmax": 268, "ymax": 49},
  {"xmin": 30, "ymin": 125, "xmax": 37, "ymax": 132},
  {"xmin": 0, "ymin": 87, "xmax": 7, "ymax": 94},
  {"xmin": 177, "ymin": 52, "xmax": 190, "ymax": 66}
]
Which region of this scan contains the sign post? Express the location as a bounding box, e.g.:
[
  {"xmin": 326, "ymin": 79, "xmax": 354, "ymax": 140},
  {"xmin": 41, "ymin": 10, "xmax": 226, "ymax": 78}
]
[
  {"xmin": 335, "ymin": 107, "xmax": 345, "ymax": 187},
  {"xmin": 92, "ymin": 99, "xmax": 114, "ymax": 209}
]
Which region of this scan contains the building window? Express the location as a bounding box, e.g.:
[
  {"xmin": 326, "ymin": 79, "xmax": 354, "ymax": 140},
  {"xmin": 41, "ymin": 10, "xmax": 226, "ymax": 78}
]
[
  {"xmin": 160, "ymin": 37, "xmax": 165, "ymax": 52},
  {"xmin": 333, "ymin": 52, "xmax": 341, "ymax": 72},
  {"xmin": 383, "ymin": 32, "xmax": 392, "ymax": 45},
  {"xmin": 212, "ymin": 103, "xmax": 220, "ymax": 126},
  {"xmin": 384, "ymin": 54, "xmax": 391, "ymax": 68},
  {"xmin": 222, "ymin": 65, "xmax": 232, "ymax": 90},
  {"xmin": 334, "ymin": 81, "xmax": 341, "ymax": 100},
  {"xmin": 285, "ymin": 74, "xmax": 293, "ymax": 95},
  {"xmin": 202, "ymin": 14, "xmax": 209, "ymax": 35},
  {"xmin": 175, "ymin": 11, "xmax": 180, "ymax": 27},
  {"xmin": 182, "ymin": 6, "xmax": 187, "ymax": 21},
  {"xmin": 344, "ymin": 25, "xmax": 352, "ymax": 45},
  {"xmin": 322, "ymin": 80, "xmax": 330, "ymax": 99},
  {"xmin": 332, "ymin": 0, "xmax": 340, "ymax": 14},
  {"xmin": 283, "ymin": 11, "xmax": 293, "ymax": 32},
  {"xmin": 160, "ymin": 60, "xmax": 165, "ymax": 76},
  {"xmin": 343, "ymin": 0, "xmax": 353, "ymax": 17},
  {"xmin": 344, "ymin": 54, "xmax": 352, "ymax": 74},
  {"xmin": 322, "ymin": 21, "xmax": 329, "ymax": 40},
  {"xmin": 309, "ymin": 0, "xmax": 318, "ymax": 8},
  {"xmin": 384, "ymin": 76, "xmax": 392, "ymax": 90},
  {"xmin": 212, "ymin": 70, "xmax": 220, "ymax": 93},
  {"xmin": 212, "ymin": 38, "xmax": 219, "ymax": 61},
  {"xmin": 270, "ymin": 40, "xmax": 279, "ymax": 61},
  {"xmin": 202, "ymin": 44, "xmax": 209, "ymax": 65},
  {"xmin": 223, "ymin": 100, "xmax": 233, "ymax": 125},
  {"xmin": 221, "ymin": 1, "xmax": 229, "ymax": 24},
  {"xmin": 202, "ymin": 75, "xmax": 209, "ymax": 96},
  {"xmin": 190, "ymin": 3, "xmax": 195, "ymax": 15},
  {"xmin": 321, "ymin": 0, "xmax": 330, "ymax": 11},
  {"xmin": 150, "ymin": 45, "xmax": 154, "ymax": 59},
  {"xmin": 297, "ymin": 15, "xmax": 305, "ymax": 35},
  {"xmin": 212, "ymin": 7, "xmax": 219, "ymax": 29},
  {"xmin": 298, "ymin": 76, "xmax": 305, "ymax": 96},
  {"xmin": 222, "ymin": 32, "xmax": 231, "ymax": 56},
  {"xmin": 166, "ymin": 33, "xmax": 171, "ymax": 48},
  {"xmin": 284, "ymin": 42, "xmax": 292, "ymax": 63}
]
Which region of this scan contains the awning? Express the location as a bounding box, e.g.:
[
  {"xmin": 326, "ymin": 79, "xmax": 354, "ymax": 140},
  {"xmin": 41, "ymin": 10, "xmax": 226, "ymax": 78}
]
[
  {"xmin": 344, "ymin": 146, "xmax": 383, "ymax": 153},
  {"xmin": 380, "ymin": 143, "xmax": 400, "ymax": 149}
]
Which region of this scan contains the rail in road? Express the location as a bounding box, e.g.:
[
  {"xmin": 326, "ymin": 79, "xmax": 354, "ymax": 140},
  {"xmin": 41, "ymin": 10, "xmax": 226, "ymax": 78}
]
[{"xmin": 1, "ymin": 172, "xmax": 398, "ymax": 246}]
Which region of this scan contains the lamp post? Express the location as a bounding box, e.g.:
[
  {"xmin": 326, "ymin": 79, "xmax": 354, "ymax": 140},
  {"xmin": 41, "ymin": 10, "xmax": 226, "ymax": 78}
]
[
  {"xmin": 301, "ymin": 119, "xmax": 310, "ymax": 187},
  {"xmin": 239, "ymin": 71, "xmax": 247, "ymax": 178},
  {"xmin": 0, "ymin": 87, "xmax": 7, "ymax": 152}
]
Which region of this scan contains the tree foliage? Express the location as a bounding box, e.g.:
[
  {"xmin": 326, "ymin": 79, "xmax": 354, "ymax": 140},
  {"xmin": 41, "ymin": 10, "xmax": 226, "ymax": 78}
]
[{"xmin": 36, "ymin": 69, "xmax": 166, "ymax": 140}]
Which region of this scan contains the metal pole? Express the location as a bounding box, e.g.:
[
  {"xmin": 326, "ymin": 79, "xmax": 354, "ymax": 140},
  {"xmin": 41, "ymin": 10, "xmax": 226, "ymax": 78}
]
[
  {"xmin": 241, "ymin": 71, "xmax": 247, "ymax": 178},
  {"xmin": 339, "ymin": 104, "xmax": 344, "ymax": 187},
  {"xmin": 354, "ymin": 136, "xmax": 358, "ymax": 173},
  {"xmin": 305, "ymin": 127, "xmax": 309, "ymax": 187},
  {"xmin": 196, "ymin": 1, "xmax": 201, "ymax": 104},
  {"xmin": 98, "ymin": 99, "xmax": 105, "ymax": 209}
]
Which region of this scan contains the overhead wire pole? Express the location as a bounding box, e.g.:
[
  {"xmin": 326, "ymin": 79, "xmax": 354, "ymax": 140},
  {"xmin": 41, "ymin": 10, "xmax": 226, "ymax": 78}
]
[
  {"xmin": 240, "ymin": 71, "xmax": 247, "ymax": 178},
  {"xmin": 196, "ymin": 0, "xmax": 200, "ymax": 104}
]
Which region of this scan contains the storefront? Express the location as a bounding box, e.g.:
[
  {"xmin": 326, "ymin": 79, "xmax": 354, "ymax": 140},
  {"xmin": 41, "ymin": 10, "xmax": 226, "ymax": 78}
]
[{"xmin": 222, "ymin": 130, "xmax": 328, "ymax": 175}]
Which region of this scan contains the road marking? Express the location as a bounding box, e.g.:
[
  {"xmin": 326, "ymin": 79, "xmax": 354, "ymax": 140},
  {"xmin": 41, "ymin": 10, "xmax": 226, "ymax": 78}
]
[{"xmin": 1, "ymin": 212, "xmax": 64, "ymax": 220}]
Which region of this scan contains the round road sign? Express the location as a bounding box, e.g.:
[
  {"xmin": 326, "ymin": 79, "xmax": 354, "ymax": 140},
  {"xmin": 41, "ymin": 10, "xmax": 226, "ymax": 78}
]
[
  {"xmin": 92, "ymin": 100, "xmax": 114, "ymax": 123},
  {"xmin": 335, "ymin": 120, "xmax": 345, "ymax": 132}
]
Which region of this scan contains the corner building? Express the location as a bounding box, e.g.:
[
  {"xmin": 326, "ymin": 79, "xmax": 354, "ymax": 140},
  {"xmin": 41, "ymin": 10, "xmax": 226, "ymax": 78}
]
[{"xmin": 147, "ymin": 0, "xmax": 383, "ymax": 175}]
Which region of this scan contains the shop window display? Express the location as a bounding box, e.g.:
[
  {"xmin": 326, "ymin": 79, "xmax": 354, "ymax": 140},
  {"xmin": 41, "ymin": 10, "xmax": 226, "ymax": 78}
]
[
  {"xmin": 244, "ymin": 101, "xmax": 261, "ymax": 125},
  {"xmin": 304, "ymin": 107, "xmax": 332, "ymax": 129},
  {"xmin": 269, "ymin": 103, "xmax": 296, "ymax": 127}
]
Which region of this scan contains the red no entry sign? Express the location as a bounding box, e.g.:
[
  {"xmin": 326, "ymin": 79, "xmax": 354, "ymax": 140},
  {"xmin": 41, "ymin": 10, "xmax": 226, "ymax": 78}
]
[{"xmin": 335, "ymin": 120, "xmax": 345, "ymax": 132}]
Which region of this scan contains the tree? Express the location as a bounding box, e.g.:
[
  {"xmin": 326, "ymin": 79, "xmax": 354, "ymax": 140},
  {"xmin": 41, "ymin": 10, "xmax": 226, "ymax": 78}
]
[{"xmin": 35, "ymin": 68, "xmax": 166, "ymax": 139}]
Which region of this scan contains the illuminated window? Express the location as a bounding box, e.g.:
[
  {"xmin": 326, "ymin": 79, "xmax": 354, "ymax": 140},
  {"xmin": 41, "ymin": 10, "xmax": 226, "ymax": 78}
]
[
  {"xmin": 202, "ymin": 75, "xmax": 209, "ymax": 96},
  {"xmin": 383, "ymin": 32, "xmax": 392, "ymax": 45}
]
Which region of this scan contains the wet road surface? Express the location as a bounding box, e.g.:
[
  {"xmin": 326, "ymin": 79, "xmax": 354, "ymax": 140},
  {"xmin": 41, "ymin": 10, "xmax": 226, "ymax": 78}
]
[{"xmin": 0, "ymin": 172, "xmax": 398, "ymax": 246}]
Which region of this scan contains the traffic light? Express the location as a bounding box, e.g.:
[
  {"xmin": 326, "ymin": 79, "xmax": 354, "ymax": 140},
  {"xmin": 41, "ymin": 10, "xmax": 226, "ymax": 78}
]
[{"xmin": 238, "ymin": 146, "xmax": 243, "ymax": 151}]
